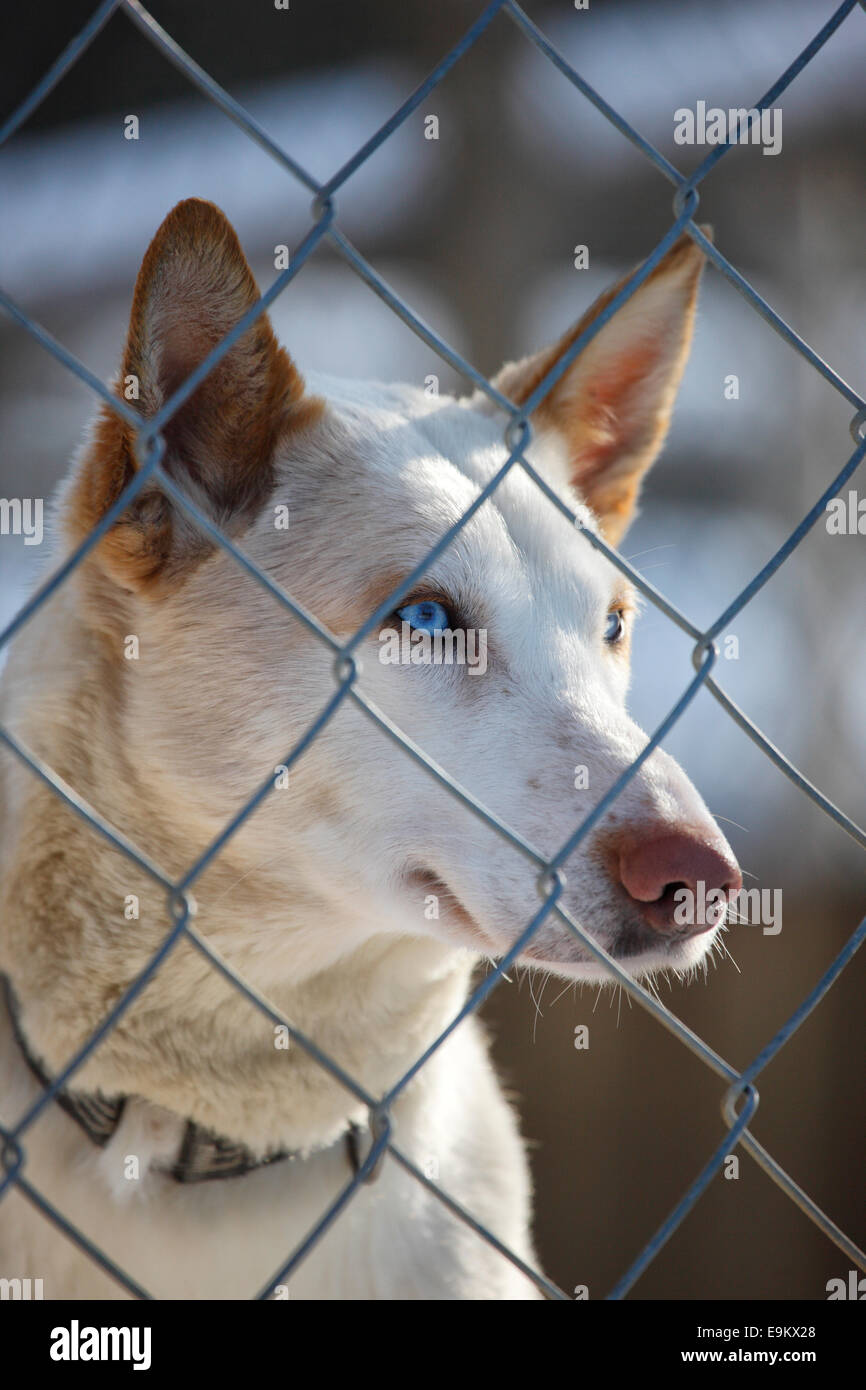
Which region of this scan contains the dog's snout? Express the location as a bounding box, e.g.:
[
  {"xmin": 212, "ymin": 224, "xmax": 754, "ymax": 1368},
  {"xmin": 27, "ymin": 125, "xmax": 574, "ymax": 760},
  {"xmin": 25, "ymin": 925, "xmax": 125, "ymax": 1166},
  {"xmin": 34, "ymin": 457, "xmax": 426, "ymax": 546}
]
[{"xmin": 617, "ymin": 829, "xmax": 742, "ymax": 936}]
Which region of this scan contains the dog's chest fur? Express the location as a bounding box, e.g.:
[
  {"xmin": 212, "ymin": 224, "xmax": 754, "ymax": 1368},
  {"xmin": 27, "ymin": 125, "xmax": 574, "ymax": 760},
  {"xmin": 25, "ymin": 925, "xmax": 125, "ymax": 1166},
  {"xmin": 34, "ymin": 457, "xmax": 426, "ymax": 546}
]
[{"xmin": 0, "ymin": 967, "xmax": 540, "ymax": 1300}]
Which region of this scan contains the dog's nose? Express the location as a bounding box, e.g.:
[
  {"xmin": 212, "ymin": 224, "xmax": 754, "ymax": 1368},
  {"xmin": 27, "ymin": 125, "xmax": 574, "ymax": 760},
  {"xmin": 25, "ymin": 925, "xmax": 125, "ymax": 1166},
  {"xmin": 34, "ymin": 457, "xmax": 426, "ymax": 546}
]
[{"xmin": 617, "ymin": 829, "xmax": 742, "ymax": 936}]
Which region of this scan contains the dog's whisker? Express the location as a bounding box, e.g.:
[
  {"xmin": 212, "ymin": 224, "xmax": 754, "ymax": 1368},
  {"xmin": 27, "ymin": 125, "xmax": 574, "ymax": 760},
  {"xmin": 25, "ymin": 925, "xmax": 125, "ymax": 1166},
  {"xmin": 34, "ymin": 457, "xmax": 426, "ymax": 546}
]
[
  {"xmin": 623, "ymin": 544, "xmax": 677, "ymax": 562},
  {"xmin": 206, "ymin": 850, "xmax": 288, "ymax": 906},
  {"xmin": 529, "ymin": 970, "xmax": 553, "ymax": 1042},
  {"xmin": 710, "ymin": 814, "xmax": 750, "ymax": 834},
  {"xmin": 645, "ymin": 973, "xmax": 667, "ymax": 1008},
  {"xmin": 549, "ymin": 979, "xmax": 577, "ymax": 1010},
  {"xmin": 716, "ymin": 937, "xmax": 742, "ymax": 974}
]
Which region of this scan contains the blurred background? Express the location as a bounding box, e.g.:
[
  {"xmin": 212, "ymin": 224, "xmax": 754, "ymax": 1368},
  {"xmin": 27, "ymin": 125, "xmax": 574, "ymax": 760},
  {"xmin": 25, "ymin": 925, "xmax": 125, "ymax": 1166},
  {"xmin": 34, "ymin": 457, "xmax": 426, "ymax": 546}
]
[{"xmin": 1, "ymin": 0, "xmax": 864, "ymax": 1299}]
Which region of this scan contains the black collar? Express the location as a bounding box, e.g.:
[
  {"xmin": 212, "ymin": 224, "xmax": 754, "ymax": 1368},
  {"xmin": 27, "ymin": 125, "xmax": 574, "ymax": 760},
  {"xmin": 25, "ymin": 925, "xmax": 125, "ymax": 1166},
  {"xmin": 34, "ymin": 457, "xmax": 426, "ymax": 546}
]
[{"xmin": 2, "ymin": 975, "xmax": 362, "ymax": 1184}]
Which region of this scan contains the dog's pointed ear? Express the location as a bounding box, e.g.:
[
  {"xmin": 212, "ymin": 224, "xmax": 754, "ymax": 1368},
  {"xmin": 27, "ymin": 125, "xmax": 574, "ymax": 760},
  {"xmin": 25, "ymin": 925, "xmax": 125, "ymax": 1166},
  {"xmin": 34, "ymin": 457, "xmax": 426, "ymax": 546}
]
[
  {"xmin": 490, "ymin": 232, "xmax": 709, "ymax": 546},
  {"xmin": 70, "ymin": 198, "xmax": 319, "ymax": 590}
]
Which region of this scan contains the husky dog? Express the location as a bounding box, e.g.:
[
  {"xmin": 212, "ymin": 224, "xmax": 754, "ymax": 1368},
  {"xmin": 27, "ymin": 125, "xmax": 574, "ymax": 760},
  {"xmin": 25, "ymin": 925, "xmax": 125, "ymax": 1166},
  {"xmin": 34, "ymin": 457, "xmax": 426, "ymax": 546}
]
[{"xmin": 0, "ymin": 201, "xmax": 739, "ymax": 1299}]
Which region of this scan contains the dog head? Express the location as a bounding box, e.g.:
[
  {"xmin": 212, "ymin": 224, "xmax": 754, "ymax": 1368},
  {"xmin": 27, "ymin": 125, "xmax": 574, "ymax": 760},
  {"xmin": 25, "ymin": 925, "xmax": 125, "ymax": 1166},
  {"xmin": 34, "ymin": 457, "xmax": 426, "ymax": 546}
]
[{"xmin": 68, "ymin": 199, "xmax": 739, "ymax": 985}]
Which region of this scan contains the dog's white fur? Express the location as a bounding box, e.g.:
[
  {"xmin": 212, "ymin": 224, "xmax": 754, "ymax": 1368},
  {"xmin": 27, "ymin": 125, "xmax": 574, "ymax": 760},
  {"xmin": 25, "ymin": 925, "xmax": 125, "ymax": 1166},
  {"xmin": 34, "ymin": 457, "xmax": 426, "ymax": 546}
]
[{"xmin": 0, "ymin": 201, "xmax": 736, "ymax": 1299}]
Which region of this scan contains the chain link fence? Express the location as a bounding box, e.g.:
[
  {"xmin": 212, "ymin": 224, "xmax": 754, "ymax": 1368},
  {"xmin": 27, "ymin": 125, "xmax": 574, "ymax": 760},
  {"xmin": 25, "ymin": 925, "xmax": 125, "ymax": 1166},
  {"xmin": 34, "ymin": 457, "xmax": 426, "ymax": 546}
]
[{"xmin": 0, "ymin": 0, "xmax": 864, "ymax": 1301}]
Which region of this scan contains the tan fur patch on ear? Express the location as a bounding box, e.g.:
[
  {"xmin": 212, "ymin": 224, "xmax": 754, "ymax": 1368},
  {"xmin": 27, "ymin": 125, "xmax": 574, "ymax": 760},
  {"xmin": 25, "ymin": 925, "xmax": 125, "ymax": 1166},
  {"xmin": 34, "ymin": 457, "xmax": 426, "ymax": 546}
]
[
  {"xmin": 67, "ymin": 409, "xmax": 167, "ymax": 591},
  {"xmin": 67, "ymin": 199, "xmax": 322, "ymax": 593},
  {"xmin": 496, "ymin": 231, "xmax": 709, "ymax": 546}
]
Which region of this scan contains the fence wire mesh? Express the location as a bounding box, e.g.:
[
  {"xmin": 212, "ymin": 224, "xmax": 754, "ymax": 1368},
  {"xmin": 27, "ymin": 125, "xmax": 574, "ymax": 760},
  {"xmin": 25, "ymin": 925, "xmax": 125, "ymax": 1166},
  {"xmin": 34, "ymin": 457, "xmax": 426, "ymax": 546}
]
[{"xmin": 1, "ymin": 0, "xmax": 865, "ymax": 1302}]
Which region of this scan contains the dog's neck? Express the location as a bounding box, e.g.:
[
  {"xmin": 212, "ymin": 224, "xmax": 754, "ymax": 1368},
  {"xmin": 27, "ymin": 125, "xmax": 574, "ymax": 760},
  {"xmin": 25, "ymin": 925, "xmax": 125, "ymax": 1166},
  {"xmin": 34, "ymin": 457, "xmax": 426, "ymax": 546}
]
[
  {"xmin": 1, "ymin": 779, "xmax": 475, "ymax": 1159},
  {"xmin": 92, "ymin": 929, "xmax": 476, "ymax": 1157}
]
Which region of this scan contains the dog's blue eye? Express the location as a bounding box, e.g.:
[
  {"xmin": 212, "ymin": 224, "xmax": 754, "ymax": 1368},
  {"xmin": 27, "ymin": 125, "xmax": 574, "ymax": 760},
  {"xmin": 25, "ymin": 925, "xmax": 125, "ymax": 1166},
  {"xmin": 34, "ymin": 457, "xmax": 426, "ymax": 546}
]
[
  {"xmin": 396, "ymin": 600, "xmax": 451, "ymax": 634},
  {"xmin": 605, "ymin": 610, "xmax": 624, "ymax": 644}
]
